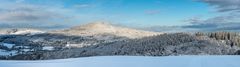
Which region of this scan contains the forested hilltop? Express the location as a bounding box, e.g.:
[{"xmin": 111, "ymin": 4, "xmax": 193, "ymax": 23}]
[{"xmin": 0, "ymin": 32, "xmax": 239, "ymax": 60}]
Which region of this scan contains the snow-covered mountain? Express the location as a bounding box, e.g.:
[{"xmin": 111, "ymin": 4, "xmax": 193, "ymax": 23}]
[
  {"xmin": 50, "ymin": 22, "xmax": 161, "ymax": 39},
  {"xmin": 10, "ymin": 29, "xmax": 45, "ymax": 35},
  {"xmin": 0, "ymin": 29, "xmax": 45, "ymax": 35}
]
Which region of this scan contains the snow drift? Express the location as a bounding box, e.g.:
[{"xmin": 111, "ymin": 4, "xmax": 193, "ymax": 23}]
[{"xmin": 0, "ymin": 56, "xmax": 239, "ymax": 67}]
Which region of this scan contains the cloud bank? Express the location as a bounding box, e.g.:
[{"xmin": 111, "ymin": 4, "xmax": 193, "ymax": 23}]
[
  {"xmin": 143, "ymin": 0, "xmax": 240, "ymax": 32},
  {"xmin": 0, "ymin": 0, "xmax": 71, "ymax": 29},
  {"xmin": 200, "ymin": 0, "xmax": 240, "ymax": 12},
  {"xmin": 175, "ymin": 0, "xmax": 240, "ymax": 32}
]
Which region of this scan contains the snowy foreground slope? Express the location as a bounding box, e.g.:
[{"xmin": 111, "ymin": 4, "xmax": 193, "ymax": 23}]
[{"xmin": 0, "ymin": 56, "xmax": 240, "ymax": 67}]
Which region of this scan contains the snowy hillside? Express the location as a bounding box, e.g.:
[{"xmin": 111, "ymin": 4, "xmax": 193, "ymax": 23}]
[
  {"xmin": 10, "ymin": 29, "xmax": 45, "ymax": 35},
  {"xmin": 0, "ymin": 29, "xmax": 45, "ymax": 35},
  {"xmin": 0, "ymin": 56, "xmax": 239, "ymax": 67}
]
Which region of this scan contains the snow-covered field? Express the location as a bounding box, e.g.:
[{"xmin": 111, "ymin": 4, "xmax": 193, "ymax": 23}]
[{"xmin": 0, "ymin": 56, "xmax": 239, "ymax": 67}]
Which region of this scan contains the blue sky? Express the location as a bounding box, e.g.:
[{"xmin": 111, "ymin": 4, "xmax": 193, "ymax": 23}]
[{"xmin": 0, "ymin": 0, "xmax": 239, "ymax": 29}]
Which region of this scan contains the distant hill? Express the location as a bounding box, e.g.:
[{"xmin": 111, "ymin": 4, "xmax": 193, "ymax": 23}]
[
  {"xmin": 0, "ymin": 28, "xmax": 45, "ymax": 35},
  {"xmin": 50, "ymin": 22, "xmax": 161, "ymax": 39},
  {"xmin": 0, "ymin": 23, "xmax": 67, "ymax": 30}
]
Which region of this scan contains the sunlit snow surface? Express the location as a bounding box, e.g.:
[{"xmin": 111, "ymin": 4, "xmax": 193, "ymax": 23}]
[{"xmin": 0, "ymin": 56, "xmax": 240, "ymax": 67}]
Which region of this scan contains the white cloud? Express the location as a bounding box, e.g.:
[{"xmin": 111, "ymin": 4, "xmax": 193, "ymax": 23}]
[
  {"xmin": 0, "ymin": 1, "xmax": 70, "ymax": 26},
  {"xmin": 0, "ymin": 6, "xmax": 61, "ymax": 23},
  {"xmin": 73, "ymin": 4, "xmax": 91, "ymax": 8},
  {"xmin": 144, "ymin": 10, "xmax": 161, "ymax": 15},
  {"xmin": 200, "ymin": 0, "xmax": 240, "ymax": 12}
]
